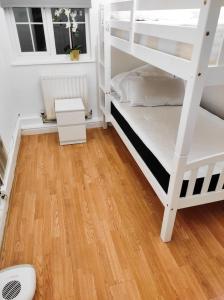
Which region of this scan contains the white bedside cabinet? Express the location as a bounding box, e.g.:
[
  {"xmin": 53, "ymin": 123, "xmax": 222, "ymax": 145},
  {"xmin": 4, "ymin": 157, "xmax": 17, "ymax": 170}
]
[{"xmin": 55, "ymin": 98, "xmax": 86, "ymax": 145}]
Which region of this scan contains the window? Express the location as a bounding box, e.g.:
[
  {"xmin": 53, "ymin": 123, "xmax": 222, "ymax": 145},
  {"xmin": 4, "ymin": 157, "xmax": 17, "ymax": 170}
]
[
  {"xmin": 13, "ymin": 8, "xmax": 46, "ymax": 52},
  {"xmin": 52, "ymin": 8, "xmax": 87, "ymax": 55},
  {"xmin": 9, "ymin": 7, "xmax": 90, "ymax": 60}
]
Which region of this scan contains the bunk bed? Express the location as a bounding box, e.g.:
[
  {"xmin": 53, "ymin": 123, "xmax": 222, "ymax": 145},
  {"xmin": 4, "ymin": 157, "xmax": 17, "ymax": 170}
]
[{"xmin": 98, "ymin": 0, "xmax": 224, "ymax": 242}]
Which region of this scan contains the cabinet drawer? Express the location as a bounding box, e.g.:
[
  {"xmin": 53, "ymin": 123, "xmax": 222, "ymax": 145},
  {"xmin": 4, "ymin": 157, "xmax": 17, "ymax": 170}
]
[
  {"xmin": 56, "ymin": 111, "xmax": 85, "ymax": 126},
  {"xmin": 58, "ymin": 125, "xmax": 86, "ymax": 144}
]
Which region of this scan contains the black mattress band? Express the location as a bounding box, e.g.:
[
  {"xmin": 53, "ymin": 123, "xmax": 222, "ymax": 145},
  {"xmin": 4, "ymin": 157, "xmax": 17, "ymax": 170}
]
[
  {"xmin": 111, "ymin": 102, "xmax": 170, "ymax": 193},
  {"xmin": 111, "ymin": 102, "xmax": 222, "ymax": 197}
]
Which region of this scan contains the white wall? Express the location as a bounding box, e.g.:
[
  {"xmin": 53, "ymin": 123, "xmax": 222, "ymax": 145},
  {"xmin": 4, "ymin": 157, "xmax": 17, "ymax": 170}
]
[
  {"xmin": 0, "ymin": 1, "xmax": 101, "ymax": 147},
  {"xmin": 11, "ymin": 62, "xmax": 99, "ymax": 120},
  {"xmin": 0, "ymin": 9, "xmax": 19, "ymax": 153},
  {"xmin": 202, "ymin": 86, "xmax": 224, "ymax": 119},
  {"xmin": 111, "ymin": 47, "xmax": 144, "ymax": 77}
]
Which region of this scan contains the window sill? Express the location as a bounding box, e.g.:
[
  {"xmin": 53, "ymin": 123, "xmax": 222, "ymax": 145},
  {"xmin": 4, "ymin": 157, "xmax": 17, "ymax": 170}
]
[{"xmin": 11, "ymin": 56, "xmax": 96, "ymax": 66}]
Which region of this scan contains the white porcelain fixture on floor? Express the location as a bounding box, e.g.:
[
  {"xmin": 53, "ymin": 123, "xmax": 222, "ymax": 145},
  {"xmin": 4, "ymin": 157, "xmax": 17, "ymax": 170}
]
[{"xmin": 0, "ymin": 265, "xmax": 36, "ymax": 300}]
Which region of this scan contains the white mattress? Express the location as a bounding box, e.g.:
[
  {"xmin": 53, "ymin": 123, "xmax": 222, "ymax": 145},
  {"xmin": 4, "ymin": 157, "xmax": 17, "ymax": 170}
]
[{"xmin": 111, "ymin": 98, "xmax": 224, "ymax": 178}]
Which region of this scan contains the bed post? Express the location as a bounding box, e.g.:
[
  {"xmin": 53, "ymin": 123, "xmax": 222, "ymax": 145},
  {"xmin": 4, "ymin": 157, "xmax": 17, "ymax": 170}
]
[
  {"xmin": 160, "ymin": 0, "xmax": 221, "ymax": 242},
  {"xmin": 104, "ymin": 2, "xmax": 112, "ymax": 128},
  {"xmin": 98, "ymin": 1, "xmax": 111, "ymax": 129},
  {"xmin": 129, "ymin": 0, "xmax": 136, "ymax": 50}
]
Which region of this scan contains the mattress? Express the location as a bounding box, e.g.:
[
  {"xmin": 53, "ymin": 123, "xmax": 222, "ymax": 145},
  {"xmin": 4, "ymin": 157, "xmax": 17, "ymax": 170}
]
[
  {"xmin": 111, "ymin": 9, "xmax": 224, "ymax": 64},
  {"xmin": 111, "ymin": 98, "xmax": 224, "ymax": 196}
]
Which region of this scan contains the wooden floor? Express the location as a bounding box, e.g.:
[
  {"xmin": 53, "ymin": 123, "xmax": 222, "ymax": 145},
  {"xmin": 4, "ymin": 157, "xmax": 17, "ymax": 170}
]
[{"xmin": 1, "ymin": 128, "xmax": 224, "ymax": 300}]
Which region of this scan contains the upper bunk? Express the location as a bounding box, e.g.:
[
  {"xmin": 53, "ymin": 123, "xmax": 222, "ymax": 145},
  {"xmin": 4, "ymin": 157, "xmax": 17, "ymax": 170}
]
[
  {"xmin": 111, "ymin": 0, "xmax": 205, "ymax": 11},
  {"xmin": 104, "ymin": 0, "xmax": 224, "ymax": 86}
]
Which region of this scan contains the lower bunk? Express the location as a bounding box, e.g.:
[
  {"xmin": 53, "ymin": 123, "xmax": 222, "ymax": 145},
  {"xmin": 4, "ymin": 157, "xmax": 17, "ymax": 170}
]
[{"xmin": 109, "ymin": 97, "xmax": 224, "ymax": 240}]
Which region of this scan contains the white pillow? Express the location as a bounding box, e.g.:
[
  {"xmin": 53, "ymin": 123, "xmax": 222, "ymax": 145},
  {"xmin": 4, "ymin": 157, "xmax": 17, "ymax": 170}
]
[
  {"xmin": 111, "ymin": 72, "xmax": 130, "ymax": 102},
  {"xmin": 111, "ymin": 64, "xmax": 176, "ymax": 103},
  {"xmin": 111, "ymin": 72, "xmax": 127, "ymax": 97},
  {"xmin": 128, "ymin": 76, "xmax": 185, "ymax": 107}
]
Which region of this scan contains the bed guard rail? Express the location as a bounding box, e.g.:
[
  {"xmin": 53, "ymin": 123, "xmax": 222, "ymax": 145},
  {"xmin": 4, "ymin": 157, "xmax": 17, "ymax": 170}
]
[
  {"xmin": 179, "ymin": 153, "xmax": 224, "ymax": 208},
  {"xmin": 110, "ymin": 0, "xmax": 203, "ymax": 11}
]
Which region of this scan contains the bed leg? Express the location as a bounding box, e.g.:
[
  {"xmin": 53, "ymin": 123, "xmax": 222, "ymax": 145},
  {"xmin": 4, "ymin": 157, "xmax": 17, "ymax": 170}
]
[
  {"xmin": 160, "ymin": 206, "xmax": 177, "ymax": 242},
  {"xmin": 102, "ymin": 115, "xmax": 108, "ymax": 129}
]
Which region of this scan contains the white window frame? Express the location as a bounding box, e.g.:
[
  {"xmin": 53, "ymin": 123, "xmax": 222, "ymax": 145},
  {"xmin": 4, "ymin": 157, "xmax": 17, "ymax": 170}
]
[{"xmin": 6, "ymin": 7, "xmax": 92, "ymax": 62}]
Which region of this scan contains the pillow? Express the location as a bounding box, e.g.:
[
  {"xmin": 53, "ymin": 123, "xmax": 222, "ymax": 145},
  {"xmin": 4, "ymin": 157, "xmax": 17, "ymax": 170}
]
[
  {"xmin": 111, "ymin": 64, "xmax": 176, "ymax": 103},
  {"xmin": 127, "ymin": 76, "xmax": 185, "ymax": 107},
  {"xmin": 111, "ymin": 72, "xmax": 130, "ymax": 102}
]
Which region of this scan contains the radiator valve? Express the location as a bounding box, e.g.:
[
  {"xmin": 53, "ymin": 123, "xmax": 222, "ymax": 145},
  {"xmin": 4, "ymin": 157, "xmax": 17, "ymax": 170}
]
[
  {"xmin": 86, "ymin": 110, "xmax": 93, "ymax": 120},
  {"xmin": 0, "ymin": 191, "xmax": 8, "ymax": 201}
]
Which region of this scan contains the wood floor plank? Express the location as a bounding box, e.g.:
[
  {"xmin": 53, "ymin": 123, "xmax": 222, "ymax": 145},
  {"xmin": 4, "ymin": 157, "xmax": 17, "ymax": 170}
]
[{"xmin": 0, "ymin": 128, "xmax": 224, "ymax": 299}]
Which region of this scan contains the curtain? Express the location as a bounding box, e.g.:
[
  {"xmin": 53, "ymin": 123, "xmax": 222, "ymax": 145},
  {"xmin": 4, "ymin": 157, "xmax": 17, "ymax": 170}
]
[{"xmin": 0, "ymin": 137, "xmax": 7, "ymax": 186}]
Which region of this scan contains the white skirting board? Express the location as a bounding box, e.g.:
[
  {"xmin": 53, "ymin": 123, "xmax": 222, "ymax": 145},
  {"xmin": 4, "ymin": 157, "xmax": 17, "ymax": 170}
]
[
  {"xmin": 0, "ymin": 117, "xmax": 21, "ymax": 246},
  {"xmin": 20, "ymin": 116, "xmax": 103, "ymax": 135}
]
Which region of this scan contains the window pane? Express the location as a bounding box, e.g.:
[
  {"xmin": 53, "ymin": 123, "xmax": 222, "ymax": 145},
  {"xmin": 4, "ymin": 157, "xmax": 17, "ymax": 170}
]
[
  {"xmin": 72, "ymin": 9, "xmax": 85, "ymax": 22},
  {"xmin": 71, "ymin": 24, "xmax": 87, "ymax": 54},
  {"xmin": 53, "ymin": 24, "xmax": 70, "ymax": 54},
  {"xmin": 31, "ymin": 25, "xmax": 46, "ymax": 51},
  {"xmin": 51, "ymin": 8, "xmax": 85, "ymax": 22},
  {"xmin": 28, "ymin": 8, "xmax": 43, "ymax": 22},
  {"xmin": 52, "ymin": 8, "xmax": 69, "ymax": 22},
  {"xmin": 16, "ymin": 24, "xmax": 33, "ymax": 52},
  {"xmin": 13, "ymin": 8, "xmax": 28, "ymax": 22}
]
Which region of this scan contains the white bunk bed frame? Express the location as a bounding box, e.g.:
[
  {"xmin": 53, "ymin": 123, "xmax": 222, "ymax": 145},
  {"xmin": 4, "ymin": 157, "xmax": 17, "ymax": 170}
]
[{"xmin": 98, "ymin": 0, "xmax": 224, "ymax": 242}]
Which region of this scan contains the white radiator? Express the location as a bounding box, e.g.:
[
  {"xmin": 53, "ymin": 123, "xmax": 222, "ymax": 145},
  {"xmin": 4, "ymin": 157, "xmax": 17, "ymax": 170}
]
[{"xmin": 41, "ymin": 75, "xmax": 88, "ymax": 120}]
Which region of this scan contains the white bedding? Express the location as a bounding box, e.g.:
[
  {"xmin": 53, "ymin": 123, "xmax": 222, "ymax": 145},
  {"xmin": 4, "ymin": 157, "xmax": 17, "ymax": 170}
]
[{"xmin": 111, "ymin": 97, "xmax": 224, "ymax": 178}]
